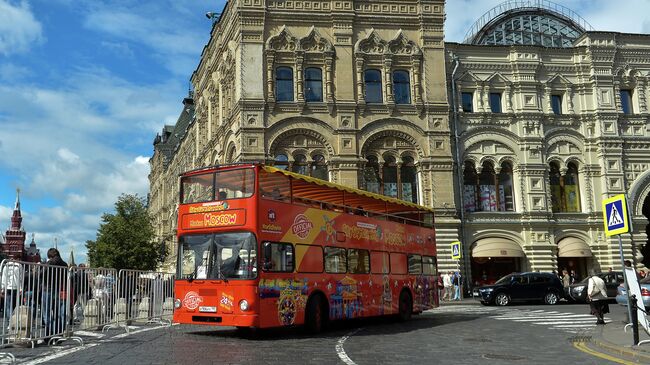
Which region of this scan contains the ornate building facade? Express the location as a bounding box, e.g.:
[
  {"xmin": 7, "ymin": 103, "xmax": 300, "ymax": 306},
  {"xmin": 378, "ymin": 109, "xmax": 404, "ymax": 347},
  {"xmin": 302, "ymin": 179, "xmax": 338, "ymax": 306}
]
[
  {"xmin": 149, "ymin": 0, "xmax": 455, "ymax": 271},
  {"xmin": 447, "ymin": 1, "xmax": 650, "ymax": 285},
  {"xmin": 149, "ymin": 0, "xmax": 650, "ymax": 285}
]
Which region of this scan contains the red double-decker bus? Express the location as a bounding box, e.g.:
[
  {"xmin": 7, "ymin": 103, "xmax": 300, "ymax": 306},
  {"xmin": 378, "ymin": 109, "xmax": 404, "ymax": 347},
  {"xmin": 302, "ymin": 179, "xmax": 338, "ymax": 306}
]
[{"xmin": 173, "ymin": 163, "xmax": 438, "ymax": 332}]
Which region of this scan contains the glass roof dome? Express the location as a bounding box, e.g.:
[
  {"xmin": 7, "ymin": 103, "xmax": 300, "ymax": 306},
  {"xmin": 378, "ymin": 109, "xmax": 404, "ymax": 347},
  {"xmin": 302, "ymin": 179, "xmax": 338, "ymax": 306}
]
[{"xmin": 464, "ymin": 0, "xmax": 593, "ymax": 48}]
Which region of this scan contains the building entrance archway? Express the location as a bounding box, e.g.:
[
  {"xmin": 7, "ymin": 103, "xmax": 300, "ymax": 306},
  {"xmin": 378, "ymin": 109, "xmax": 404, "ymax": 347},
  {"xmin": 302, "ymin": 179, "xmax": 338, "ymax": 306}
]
[{"xmin": 470, "ymin": 238, "xmax": 524, "ymax": 286}]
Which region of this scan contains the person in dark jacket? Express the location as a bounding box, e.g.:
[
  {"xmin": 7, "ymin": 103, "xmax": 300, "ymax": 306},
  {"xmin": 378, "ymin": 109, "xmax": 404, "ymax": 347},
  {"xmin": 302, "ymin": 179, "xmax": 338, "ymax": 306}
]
[{"xmin": 42, "ymin": 248, "xmax": 68, "ymax": 336}]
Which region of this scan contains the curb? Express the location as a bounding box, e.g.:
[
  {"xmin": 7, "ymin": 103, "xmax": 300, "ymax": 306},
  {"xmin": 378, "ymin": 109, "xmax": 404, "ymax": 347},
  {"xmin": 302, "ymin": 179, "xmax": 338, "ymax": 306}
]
[{"xmin": 591, "ymin": 337, "xmax": 650, "ymax": 363}]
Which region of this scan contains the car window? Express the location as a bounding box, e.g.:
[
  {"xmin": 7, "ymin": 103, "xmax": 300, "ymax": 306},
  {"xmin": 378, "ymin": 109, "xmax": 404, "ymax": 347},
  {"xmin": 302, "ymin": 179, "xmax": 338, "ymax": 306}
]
[
  {"xmin": 512, "ymin": 275, "xmax": 528, "ymax": 284},
  {"xmin": 529, "ymin": 275, "xmax": 547, "ymax": 284},
  {"xmin": 615, "ymin": 273, "xmax": 624, "ymax": 283}
]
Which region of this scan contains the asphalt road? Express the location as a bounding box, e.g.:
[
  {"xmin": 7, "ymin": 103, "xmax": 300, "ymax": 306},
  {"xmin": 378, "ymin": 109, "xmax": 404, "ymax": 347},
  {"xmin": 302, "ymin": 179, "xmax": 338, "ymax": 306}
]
[{"xmin": 6, "ymin": 300, "xmax": 628, "ymax": 364}]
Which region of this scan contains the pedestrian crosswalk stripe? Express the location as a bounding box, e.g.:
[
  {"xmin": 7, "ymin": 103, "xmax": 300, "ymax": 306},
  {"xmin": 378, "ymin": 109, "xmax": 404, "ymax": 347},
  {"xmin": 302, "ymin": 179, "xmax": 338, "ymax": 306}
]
[{"xmin": 489, "ymin": 309, "xmax": 610, "ymax": 333}]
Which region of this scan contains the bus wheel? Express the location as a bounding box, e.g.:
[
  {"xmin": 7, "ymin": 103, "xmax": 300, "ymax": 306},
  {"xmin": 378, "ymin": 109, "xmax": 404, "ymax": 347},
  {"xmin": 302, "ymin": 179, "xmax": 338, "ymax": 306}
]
[
  {"xmin": 306, "ymin": 294, "xmax": 327, "ymax": 334},
  {"xmin": 398, "ymin": 290, "xmax": 412, "ymax": 321}
]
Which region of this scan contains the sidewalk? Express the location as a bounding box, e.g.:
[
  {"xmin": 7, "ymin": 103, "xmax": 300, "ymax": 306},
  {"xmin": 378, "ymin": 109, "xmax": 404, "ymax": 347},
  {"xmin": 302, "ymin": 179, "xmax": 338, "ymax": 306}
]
[{"xmin": 590, "ymin": 311, "xmax": 650, "ymax": 363}]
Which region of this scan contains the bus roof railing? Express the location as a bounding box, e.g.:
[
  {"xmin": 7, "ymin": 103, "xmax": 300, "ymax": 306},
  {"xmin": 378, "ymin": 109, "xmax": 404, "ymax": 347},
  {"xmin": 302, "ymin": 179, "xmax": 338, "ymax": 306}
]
[
  {"xmin": 178, "ymin": 162, "xmax": 261, "ymax": 177},
  {"xmin": 261, "ymin": 165, "xmax": 436, "ymax": 215},
  {"xmin": 179, "ymin": 162, "xmax": 436, "ymax": 216}
]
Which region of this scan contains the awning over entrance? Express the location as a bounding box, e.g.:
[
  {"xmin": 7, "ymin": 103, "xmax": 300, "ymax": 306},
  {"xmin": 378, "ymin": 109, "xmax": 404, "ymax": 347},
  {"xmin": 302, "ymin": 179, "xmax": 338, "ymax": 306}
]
[
  {"xmin": 471, "ymin": 238, "xmax": 525, "ymax": 258},
  {"xmin": 557, "ymin": 237, "xmax": 592, "ymax": 257}
]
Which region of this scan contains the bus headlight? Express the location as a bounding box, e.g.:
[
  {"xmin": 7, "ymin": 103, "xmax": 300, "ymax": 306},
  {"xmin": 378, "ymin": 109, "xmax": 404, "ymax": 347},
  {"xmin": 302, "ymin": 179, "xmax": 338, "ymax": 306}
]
[
  {"xmin": 239, "ymin": 300, "xmax": 249, "ymax": 311},
  {"xmin": 174, "ymin": 299, "xmax": 182, "ymax": 309}
]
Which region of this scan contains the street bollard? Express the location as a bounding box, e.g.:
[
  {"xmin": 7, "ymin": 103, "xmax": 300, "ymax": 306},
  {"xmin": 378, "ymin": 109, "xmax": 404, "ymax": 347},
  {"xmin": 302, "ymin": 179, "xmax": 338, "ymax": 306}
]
[{"xmin": 631, "ymin": 294, "xmax": 639, "ymax": 346}]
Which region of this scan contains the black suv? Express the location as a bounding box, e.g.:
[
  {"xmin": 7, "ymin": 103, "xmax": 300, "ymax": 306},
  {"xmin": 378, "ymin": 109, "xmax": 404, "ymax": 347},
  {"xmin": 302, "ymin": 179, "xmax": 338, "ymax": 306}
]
[
  {"xmin": 473, "ymin": 272, "xmax": 564, "ymax": 306},
  {"xmin": 566, "ymin": 271, "xmax": 624, "ymax": 303}
]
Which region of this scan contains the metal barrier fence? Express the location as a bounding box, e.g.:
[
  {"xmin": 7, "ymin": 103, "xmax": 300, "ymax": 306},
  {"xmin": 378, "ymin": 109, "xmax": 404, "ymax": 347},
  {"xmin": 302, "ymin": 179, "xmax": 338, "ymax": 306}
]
[{"xmin": 0, "ymin": 260, "xmax": 174, "ymax": 350}]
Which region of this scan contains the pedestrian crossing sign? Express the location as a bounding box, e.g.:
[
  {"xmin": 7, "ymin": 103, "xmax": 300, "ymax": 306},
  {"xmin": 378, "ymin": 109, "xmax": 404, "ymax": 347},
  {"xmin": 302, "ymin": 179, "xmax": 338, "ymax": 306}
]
[
  {"xmin": 451, "ymin": 241, "xmax": 462, "ymax": 260},
  {"xmin": 602, "ymin": 194, "xmax": 630, "ymax": 236}
]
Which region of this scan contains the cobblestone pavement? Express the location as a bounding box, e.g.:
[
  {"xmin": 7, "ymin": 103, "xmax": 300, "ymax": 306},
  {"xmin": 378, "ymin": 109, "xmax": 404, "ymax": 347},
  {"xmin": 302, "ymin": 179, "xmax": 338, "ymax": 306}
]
[{"xmin": 4, "ymin": 301, "xmax": 623, "ymax": 364}]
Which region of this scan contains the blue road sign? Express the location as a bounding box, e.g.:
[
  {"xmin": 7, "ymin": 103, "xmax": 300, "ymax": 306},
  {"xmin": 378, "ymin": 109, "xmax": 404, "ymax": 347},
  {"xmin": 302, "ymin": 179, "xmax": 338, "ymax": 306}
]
[{"xmin": 602, "ymin": 194, "xmax": 629, "ymax": 237}]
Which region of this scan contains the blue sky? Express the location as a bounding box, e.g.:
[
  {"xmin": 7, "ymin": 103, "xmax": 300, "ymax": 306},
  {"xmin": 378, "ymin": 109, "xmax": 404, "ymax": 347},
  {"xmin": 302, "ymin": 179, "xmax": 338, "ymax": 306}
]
[{"xmin": 0, "ymin": 0, "xmax": 648, "ymax": 265}]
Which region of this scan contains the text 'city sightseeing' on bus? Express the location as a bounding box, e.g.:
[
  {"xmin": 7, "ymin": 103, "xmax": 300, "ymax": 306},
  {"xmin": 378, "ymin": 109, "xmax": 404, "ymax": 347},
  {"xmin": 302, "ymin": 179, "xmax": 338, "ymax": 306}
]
[{"xmin": 173, "ymin": 163, "xmax": 439, "ymax": 332}]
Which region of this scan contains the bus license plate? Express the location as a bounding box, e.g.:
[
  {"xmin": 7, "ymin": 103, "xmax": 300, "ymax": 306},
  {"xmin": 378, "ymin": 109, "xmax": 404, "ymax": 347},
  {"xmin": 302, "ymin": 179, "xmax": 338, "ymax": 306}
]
[{"xmin": 199, "ymin": 306, "xmax": 217, "ymax": 313}]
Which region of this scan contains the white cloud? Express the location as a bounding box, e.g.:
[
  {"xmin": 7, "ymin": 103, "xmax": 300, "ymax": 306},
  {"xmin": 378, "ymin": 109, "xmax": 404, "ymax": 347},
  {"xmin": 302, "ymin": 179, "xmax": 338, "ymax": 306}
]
[
  {"xmin": 0, "ymin": 0, "xmax": 43, "ymax": 55},
  {"xmin": 80, "ymin": 1, "xmax": 212, "ymax": 75}
]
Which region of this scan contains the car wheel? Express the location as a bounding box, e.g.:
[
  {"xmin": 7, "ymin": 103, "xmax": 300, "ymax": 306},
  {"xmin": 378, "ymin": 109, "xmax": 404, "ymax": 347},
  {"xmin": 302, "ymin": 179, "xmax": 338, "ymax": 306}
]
[
  {"xmin": 544, "ymin": 292, "xmax": 559, "ymax": 305},
  {"xmin": 495, "ymin": 293, "xmax": 509, "ymax": 306}
]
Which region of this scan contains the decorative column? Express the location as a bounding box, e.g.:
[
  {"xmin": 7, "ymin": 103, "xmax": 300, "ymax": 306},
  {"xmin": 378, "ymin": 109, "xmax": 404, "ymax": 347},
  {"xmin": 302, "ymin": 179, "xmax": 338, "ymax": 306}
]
[
  {"xmin": 544, "ymin": 85, "xmax": 552, "ymax": 113},
  {"xmin": 355, "ymin": 57, "xmax": 365, "ymax": 104},
  {"xmin": 505, "ymin": 84, "xmax": 513, "ymax": 113},
  {"xmin": 266, "ymin": 51, "xmax": 276, "ymax": 103},
  {"xmin": 613, "ymin": 80, "xmax": 622, "ymax": 112},
  {"xmin": 324, "ymin": 51, "xmax": 335, "ymax": 103},
  {"xmin": 384, "ymin": 56, "xmax": 394, "ymax": 104},
  {"xmin": 482, "ymin": 84, "xmax": 490, "ymax": 112},
  {"xmin": 638, "ymin": 78, "xmax": 648, "ymax": 113},
  {"xmin": 296, "ymin": 51, "xmax": 305, "ymax": 103},
  {"xmin": 566, "ymin": 86, "xmax": 575, "ymax": 114},
  {"xmin": 412, "ymin": 57, "xmax": 423, "ymax": 105}
]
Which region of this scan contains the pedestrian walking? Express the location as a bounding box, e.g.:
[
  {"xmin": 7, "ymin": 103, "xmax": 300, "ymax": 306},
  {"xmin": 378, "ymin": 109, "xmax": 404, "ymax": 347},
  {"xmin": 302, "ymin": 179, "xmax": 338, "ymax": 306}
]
[
  {"xmin": 442, "ymin": 272, "xmax": 452, "ymax": 301},
  {"xmin": 42, "ymin": 248, "xmax": 68, "ymax": 336},
  {"xmin": 452, "ymin": 271, "xmax": 461, "ymax": 301},
  {"xmin": 587, "ymin": 271, "xmax": 609, "ymax": 325},
  {"xmin": 1, "ymin": 261, "xmax": 24, "ymax": 323},
  {"xmin": 561, "ymin": 269, "xmax": 571, "ymax": 290}
]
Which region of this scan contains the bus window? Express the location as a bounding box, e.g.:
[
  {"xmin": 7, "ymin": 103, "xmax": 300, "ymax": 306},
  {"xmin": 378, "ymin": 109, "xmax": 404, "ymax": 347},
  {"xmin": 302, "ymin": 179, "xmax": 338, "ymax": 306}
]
[
  {"xmin": 296, "ymin": 244, "xmax": 324, "ymax": 273},
  {"xmin": 262, "ymin": 242, "xmax": 294, "ymax": 272},
  {"xmin": 390, "ymin": 253, "xmax": 407, "ymax": 275},
  {"xmin": 370, "ymin": 251, "xmax": 390, "ymax": 274},
  {"xmin": 177, "ymin": 232, "xmax": 257, "ymax": 280},
  {"xmin": 423, "ymin": 213, "xmax": 433, "ymax": 228},
  {"xmin": 216, "ymin": 168, "xmax": 255, "ymax": 199},
  {"xmin": 422, "ymin": 256, "xmax": 436, "ymax": 275},
  {"xmin": 408, "ymin": 254, "xmax": 422, "ymax": 274},
  {"xmin": 348, "ymin": 249, "xmax": 370, "ymax": 274},
  {"xmin": 181, "ymin": 173, "xmax": 214, "ymax": 203},
  {"xmin": 260, "ymin": 170, "xmax": 291, "ymax": 201},
  {"xmin": 324, "ymin": 247, "xmax": 347, "ymax": 273}
]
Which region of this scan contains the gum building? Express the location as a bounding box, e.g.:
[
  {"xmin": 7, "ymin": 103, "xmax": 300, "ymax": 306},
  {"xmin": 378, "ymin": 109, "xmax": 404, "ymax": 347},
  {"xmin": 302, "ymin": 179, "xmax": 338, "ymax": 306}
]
[{"xmin": 149, "ymin": 0, "xmax": 455, "ymax": 271}]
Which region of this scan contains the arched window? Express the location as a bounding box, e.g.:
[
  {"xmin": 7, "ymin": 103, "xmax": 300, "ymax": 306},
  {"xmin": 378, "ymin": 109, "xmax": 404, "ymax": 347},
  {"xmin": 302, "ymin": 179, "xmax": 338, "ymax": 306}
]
[
  {"xmin": 292, "ymin": 154, "xmax": 308, "ymax": 175},
  {"xmin": 362, "ymin": 155, "xmax": 418, "ymax": 202},
  {"xmin": 364, "ymin": 69, "xmax": 383, "ymax": 103},
  {"xmin": 463, "ymin": 162, "xmax": 478, "ymax": 212},
  {"xmin": 498, "ymin": 162, "xmax": 515, "ymax": 211},
  {"xmin": 304, "ymin": 67, "xmax": 323, "ymax": 102},
  {"xmin": 364, "ymin": 156, "xmax": 381, "ymax": 194},
  {"xmin": 311, "ymin": 154, "xmax": 328, "ymax": 181},
  {"xmin": 274, "ymin": 154, "xmax": 289, "ymax": 170},
  {"xmin": 393, "ymin": 70, "xmax": 411, "ymax": 104},
  {"xmin": 478, "ymin": 162, "xmax": 497, "ymax": 211},
  {"xmin": 464, "ymin": 161, "xmax": 515, "ymax": 212},
  {"xmin": 550, "ymin": 162, "xmax": 581, "ymax": 213},
  {"xmin": 400, "ymin": 156, "xmax": 418, "ymax": 203},
  {"xmin": 382, "ymin": 156, "xmax": 398, "ymax": 198},
  {"xmin": 275, "ymin": 67, "xmax": 294, "ymax": 102}
]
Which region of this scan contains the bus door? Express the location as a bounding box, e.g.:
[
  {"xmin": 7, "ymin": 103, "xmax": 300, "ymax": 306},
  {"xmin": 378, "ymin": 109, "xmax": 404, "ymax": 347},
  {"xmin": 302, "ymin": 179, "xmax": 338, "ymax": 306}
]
[{"xmin": 370, "ymin": 251, "xmax": 391, "ymax": 316}]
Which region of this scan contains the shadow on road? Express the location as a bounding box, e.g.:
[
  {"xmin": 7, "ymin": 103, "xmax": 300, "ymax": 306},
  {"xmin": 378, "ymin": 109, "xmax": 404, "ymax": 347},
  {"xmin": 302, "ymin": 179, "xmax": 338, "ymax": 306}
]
[{"xmin": 183, "ymin": 310, "xmax": 483, "ymax": 341}]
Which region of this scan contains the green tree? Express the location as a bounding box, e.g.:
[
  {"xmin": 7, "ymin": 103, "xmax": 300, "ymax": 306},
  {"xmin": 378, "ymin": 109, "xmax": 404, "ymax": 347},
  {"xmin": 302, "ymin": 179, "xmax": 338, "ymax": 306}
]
[{"xmin": 86, "ymin": 194, "xmax": 163, "ymax": 270}]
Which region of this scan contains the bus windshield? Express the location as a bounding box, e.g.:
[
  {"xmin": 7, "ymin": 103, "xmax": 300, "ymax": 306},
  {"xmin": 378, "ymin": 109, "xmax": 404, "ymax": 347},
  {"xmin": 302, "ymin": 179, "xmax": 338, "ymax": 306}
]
[
  {"xmin": 181, "ymin": 168, "xmax": 255, "ymax": 204},
  {"xmin": 178, "ymin": 232, "xmax": 257, "ymax": 280}
]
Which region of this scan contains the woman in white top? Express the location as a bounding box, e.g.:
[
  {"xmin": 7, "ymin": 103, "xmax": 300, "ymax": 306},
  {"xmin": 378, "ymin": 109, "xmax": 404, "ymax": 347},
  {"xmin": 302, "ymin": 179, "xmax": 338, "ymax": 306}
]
[{"xmin": 587, "ymin": 272, "xmax": 609, "ymax": 325}]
